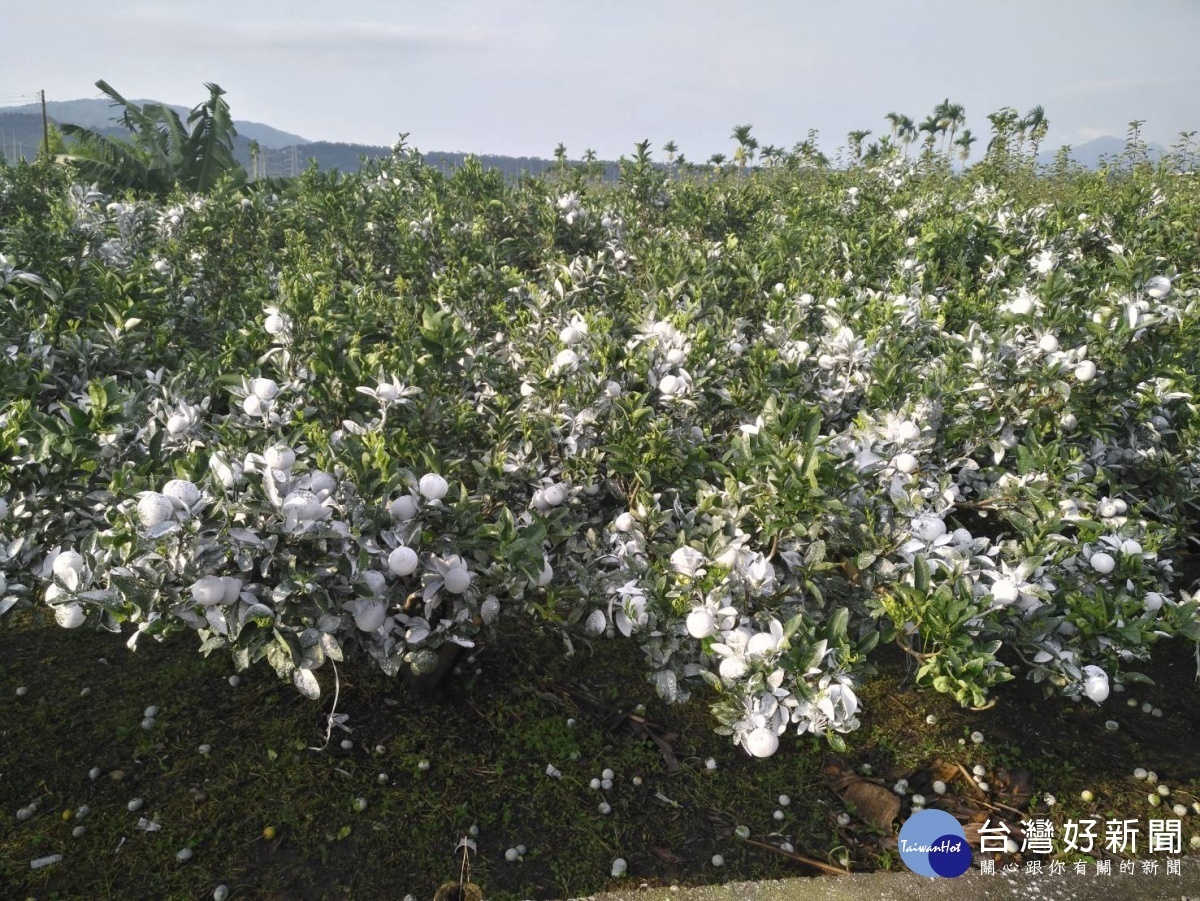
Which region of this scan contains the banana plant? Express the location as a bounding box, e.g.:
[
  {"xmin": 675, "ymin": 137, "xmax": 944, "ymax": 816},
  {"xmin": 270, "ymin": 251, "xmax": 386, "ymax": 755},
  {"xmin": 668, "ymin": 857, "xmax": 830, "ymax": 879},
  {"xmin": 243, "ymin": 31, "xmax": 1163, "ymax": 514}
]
[{"xmin": 61, "ymin": 80, "xmax": 246, "ymax": 196}]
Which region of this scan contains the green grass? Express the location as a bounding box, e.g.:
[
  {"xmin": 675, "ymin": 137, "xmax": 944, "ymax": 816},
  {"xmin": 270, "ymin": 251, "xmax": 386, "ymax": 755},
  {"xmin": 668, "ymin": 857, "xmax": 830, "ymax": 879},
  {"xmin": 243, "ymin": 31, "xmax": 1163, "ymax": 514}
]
[{"xmin": 2, "ymin": 610, "xmax": 1199, "ymax": 899}]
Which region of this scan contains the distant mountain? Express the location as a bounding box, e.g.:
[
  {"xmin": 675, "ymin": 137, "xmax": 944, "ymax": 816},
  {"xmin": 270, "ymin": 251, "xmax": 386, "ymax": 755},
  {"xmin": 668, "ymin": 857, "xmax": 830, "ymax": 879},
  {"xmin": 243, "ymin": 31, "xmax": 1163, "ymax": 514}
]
[
  {"xmin": 0, "ymin": 94, "xmax": 622, "ymax": 182},
  {"xmin": 235, "ymin": 120, "xmax": 312, "ymax": 150},
  {"xmin": 0, "ymin": 112, "xmax": 53, "ymax": 161},
  {"xmin": 1, "ymin": 97, "xmax": 310, "ymax": 149},
  {"xmin": 1037, "ymin": 135, "xmax": 1166, "ymax": 169}
]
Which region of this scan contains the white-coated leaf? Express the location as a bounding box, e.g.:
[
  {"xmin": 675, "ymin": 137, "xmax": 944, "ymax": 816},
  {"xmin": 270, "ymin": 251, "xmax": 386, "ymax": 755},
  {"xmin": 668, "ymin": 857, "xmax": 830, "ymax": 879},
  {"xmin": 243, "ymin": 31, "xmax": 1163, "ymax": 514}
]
[
  {"xmin": 147, "ymin": 522, "xmax": 179, "ymax": 540},
  {"xmin": 293, "ymin": 667, "xmax": 320, "ymax": 699},
  {"xmin": 584, "ymin": 609, "xmax": 606, "ymax": 637},
  {"xmin": 205, "ymin": 606, "xmax": 228, "ymax": 636},
  {"xmin": 655, "ymin": 670, "xmax": 678, "ymax": 703},
  {"xmin": 614, "ymin": 609, "xmax": 632, "ymax": 637},
  {"xmin": 319, "ymin": 633, "xmax": 343, "ymax": 661},
  {"xmin": 240, "ymin": 602, "xmax": 274, "ymax": 626}
]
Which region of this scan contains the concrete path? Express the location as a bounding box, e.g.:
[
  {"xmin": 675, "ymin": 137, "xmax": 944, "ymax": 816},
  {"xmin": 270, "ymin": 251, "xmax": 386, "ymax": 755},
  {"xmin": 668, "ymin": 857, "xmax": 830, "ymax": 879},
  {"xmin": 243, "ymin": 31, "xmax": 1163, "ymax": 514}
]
[{"xmin": 584, "ymin": 855, "xmax": 1200, "ymax": 901}]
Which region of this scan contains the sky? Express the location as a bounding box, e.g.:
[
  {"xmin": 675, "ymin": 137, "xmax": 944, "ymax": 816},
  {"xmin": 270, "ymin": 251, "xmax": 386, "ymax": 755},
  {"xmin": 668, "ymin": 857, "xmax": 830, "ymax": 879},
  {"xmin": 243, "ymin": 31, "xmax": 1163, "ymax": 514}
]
[{"xmin": 3, "ymin": 0, "xmax": 1199, "ymax": 161}]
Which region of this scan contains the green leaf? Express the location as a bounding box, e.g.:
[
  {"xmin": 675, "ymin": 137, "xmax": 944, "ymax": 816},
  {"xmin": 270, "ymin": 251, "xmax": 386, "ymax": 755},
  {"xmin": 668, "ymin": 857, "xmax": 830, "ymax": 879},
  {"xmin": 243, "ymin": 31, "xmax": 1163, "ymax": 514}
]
[
  {"xmin": 914, "ymin": 554, "xmax": 931, "ymax": 595},
  {"xmin": 1001, "ymin": 510, "xmax": 1036, "ymax": 538},
  {"xmin": 803, "ymin": 411, "xmax": 822, "ymax": 446},
  {"xmin": 827, "ymin": 606, "xmax": 849, "ymax": 642},
  {"xmin": 783, "ymin": 613, "xmax": 806, "ymax": 640},
  {"xmin": 856, "ymin": 629, "xmax": 880, "ymax": 655}
]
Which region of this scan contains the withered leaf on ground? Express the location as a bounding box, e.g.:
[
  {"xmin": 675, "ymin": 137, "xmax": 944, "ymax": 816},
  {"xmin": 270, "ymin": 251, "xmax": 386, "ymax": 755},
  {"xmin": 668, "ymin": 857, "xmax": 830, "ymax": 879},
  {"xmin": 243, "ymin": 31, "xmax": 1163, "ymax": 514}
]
[
  {"xmin": 822, "ymin": 756, "xmax": 850, "ymax": 778},
  {"xmin": 652, "ymin": 847, "xmax": 683, "ymax": 865},
  {"xmin": 931, "ymin": 799, "xmax": 985, "ymax": 821},
  {"xmin": 930, "ymin": 758, "xmax": 960, "ymax": 784},
  {"xmin": 838, "ymin": 778, "xmax": 901, "ymax": 832},
  {"xmin": 993, "ymin": 767, "xmax": 1034, "ymax": 810}
]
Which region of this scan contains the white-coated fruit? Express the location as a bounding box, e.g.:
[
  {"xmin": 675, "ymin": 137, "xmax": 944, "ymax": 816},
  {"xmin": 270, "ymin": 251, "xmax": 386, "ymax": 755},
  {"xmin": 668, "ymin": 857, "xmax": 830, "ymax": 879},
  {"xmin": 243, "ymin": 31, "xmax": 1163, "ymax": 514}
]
[
  {"xmin": 419, "ymin": 473, "xmax": 449, "ymax": 500},
  {"xmin": 443, "ymin": 566, "xmax": 471, "ymax": 594},
  {"xmin": 55, "ymin": 603, "xmax": 86, "ymax": 629},
  {"xmin": 190, "ymin": 576, "xmax": 226, "ymax": 606},
  {"xmin": 743, "ymin": 726, "xmax": 779, "ymax": 758},
  {"xmin": 137, "ymin": 493, "xmax": 175, "ymax": 527},
  {"xmin": 388, "ymin": 546, "xmax": 419, "ymax": 576}
]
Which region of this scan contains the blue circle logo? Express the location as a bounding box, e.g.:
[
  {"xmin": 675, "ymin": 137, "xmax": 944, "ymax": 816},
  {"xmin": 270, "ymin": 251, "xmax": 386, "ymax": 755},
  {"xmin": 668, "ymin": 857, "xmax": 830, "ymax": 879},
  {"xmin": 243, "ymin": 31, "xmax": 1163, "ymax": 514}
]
[{"xmin": 897, "ymin": 809, "xmax": 971, "ymax": 878}]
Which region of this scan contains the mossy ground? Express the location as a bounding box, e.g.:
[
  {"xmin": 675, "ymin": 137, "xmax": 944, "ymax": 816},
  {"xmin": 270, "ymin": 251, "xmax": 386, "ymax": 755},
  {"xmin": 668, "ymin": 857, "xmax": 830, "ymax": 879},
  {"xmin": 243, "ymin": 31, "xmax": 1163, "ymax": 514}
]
[{"xmin": 2, "ymin": 611, "xmax": 1198, "ymax": 900}]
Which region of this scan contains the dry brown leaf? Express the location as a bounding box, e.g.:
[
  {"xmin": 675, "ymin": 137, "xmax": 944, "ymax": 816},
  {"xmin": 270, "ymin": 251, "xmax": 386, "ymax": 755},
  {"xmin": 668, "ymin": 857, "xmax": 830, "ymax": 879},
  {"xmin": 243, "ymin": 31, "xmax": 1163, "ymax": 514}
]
[
  {"xmin": 993, "ymin": 767, "xmax": 1034, "ymax": 810},
  {"xmin": 962, "ymin": 821, "xmax": 985, "ymax": 848},
  {"xmin": 822, "ymin": 756, "xmax": 849, "ymax": 778},
  {"xmin": 841, "ymin": 779, "xmax": 901, "ymax": 832},
  {"xmin": 930, "ymin": 758, "xmax": 959, "ymax": 784},
  {"xmin": 652, "ymin": 847, "xmax": 683, "ymax": 865}
]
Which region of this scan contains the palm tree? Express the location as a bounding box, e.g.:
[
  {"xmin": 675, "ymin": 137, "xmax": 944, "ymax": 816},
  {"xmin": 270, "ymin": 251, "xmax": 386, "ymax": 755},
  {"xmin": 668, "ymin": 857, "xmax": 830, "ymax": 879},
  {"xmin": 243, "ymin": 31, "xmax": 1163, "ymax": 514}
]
[
  {"xmin": 897, "ymin": 116, "xmax": 917, "ymax": 158},
  {"xmin": 1021, "ymin": 105, "xmax": 1049, "ymax": 160},
  {"xmin": 61, "ymin": 80, "xmax": 246, "ymax": 196},
  {"xmin": 731, "ymin": 124, "xmax": 756, "ymax": 176},
  {"xmin": 847, "ymin": 129, "xmax": 872, "ymax": 163},
  {"xmin": 885, "ymin": 112, "xmax": 904, "ymax": 142},
  {"xmin": 863, "ymin": 136, "xmax": 894, "ymax": 165},
  {"xmin": 583, "ymin": 147, "xmax": 598, "ymax": 181},
  {"xmin": 944, "ymin": 102, "xmax": 966, "ymax": 156},
  {"xmin": 791, "ymin": 135, "xmax": 827, "ymax": 168},
  {"xmin": 554, "ymin": 142, "xmax": 567, "ymax": 175},
  {"xmin": 760, "ymin": 144, "xmax": 783, "ymax": 168},
  {"xmin": 955, "ymin": 129, "xmax": 977, "ymax": 166},
  {"xmin": 918, "ymin": 115, "xmax": 940, "ymax": 154},
  {"xmin": 932, "ymin": 99, "xmax": 950, "ymax": 153},
  {"xmin": 248, "ymin": 139, "xmax": 261, "ymax": 181},
  {"xmin": 662, "ymin": 139, "xmax": 679, "ymax": 179},
  {"xmin": 708, "ymin": 152, "xmax": 727, "ymax": 173},
  {"xmin": 932, "ymin": 99, "xmax": 965, "ymax": 156}
]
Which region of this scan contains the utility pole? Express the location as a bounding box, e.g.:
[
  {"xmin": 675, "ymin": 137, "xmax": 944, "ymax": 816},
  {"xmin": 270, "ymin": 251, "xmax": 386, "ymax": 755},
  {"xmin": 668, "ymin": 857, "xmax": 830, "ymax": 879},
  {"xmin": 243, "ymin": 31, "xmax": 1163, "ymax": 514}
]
[{"xmin": 40, "ymin": 89, "xmax": 49, "ymax": 159}]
